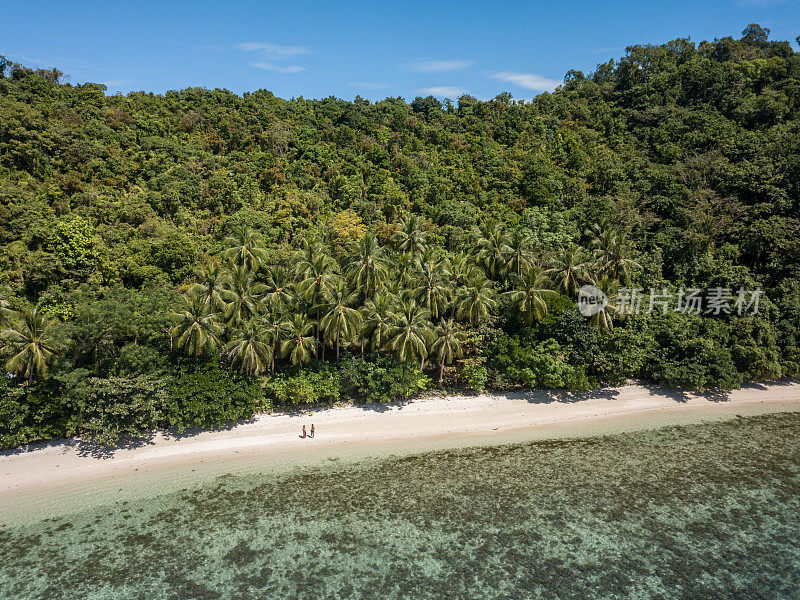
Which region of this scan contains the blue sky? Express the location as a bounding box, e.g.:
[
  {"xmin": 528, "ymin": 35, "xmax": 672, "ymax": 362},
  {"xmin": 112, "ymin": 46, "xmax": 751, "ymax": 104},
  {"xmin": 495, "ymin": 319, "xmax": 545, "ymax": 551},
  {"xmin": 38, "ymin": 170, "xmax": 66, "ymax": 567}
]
[{"xmin": 2, "ymin": 0, "xmax": 798, "ymax": 100}]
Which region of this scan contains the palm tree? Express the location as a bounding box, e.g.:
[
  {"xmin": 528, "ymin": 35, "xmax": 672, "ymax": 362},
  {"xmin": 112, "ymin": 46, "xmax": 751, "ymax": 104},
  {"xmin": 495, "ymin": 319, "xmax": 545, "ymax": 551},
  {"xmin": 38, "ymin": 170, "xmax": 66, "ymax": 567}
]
[
  {"xmin": 361, "ymin": 292, "xmax": 396, "ymax": 354},
  {"xmin": 296, "ymin": 253, "xmax": 339, "ymax": 353},
  {"xmin": 586, "ymin": 224, "xmax": 641, "ymax": 284},
  {"xmin": 261, "ymin": 265, "xmax": 294, "ymax": 312},
  {"xmin": 262, "ymin": 309, "xmax": 285, "ymax": 373},
  {"xmin": 546, "ymin": 247, "xmax": 590, "ymax": 297},
  {"xmin": 390, "ymin": 251, "xmax": 418, "ymax": 287},
  {"xmin": 445, "ymin": 252, "xmax": 475, "ymax": 286},
  {"xmin": 280, "ymin": 314, "xmax": 317, "ymax": 367},
  {"xmin": 190, "ymin": 259, "xmax": 232, "ymax": 311},
  {"xmin": 226, "ymin": 319, "xmax": 273, "ymax": 376},
  {"xmin": 383, "ymin": 278, "xmax": 405, "ymax": 299},
  {"xmin": 504, "ymin": 229, "xmax": 535, "ymax": 278},
  {"xmin": 455, "ymin": 277, "xmax": 497, "ymax": 325},
  {"xmin": 387, "ymin": 299, "xmax": 433, "ymax": 368},
  {"xmin": 430, "ymin": 319, "xmax": 465, "ymax": 387},
  {"xmin": 346, "ymin": 232, "xmax": 389, "ymax": 302},
  {"xmin": 170, "ymin": 292, "xmax": 223, "ymax": 357},
  {"xmin": 2, "ymin": 307, "xmax": 58, "ymax": 384},
  {"xmin": 444, "ymin": 252, "xmax": 482, "ymax": 318},
  {"xmin": 223, "ymin": 226, "xmax": 268, "ymax": 272},
  {"xmin": 291, "ymin": 236, "xmax": 327, "ymax": 274},
  {"xmin": 73, "ymin": 324, "xmax": 117, "ymax": 370},
  {"xmin": 318, "ymin": 282, "xmax": 363, "ymax": 361},
  {"xmin": 588, "ymin": 276, "xmax": 620, "ymax": 335},
  {"xmin": 475, "ymin": 220, "xmax": 511, "ymax": 280},
  {"xmin": 394, "ymin": 215, "xmax": 427, "ymax": 258},
  {"xmin": 412, "ymin": 254, "xmax": 450, "ymax": 320},
  {"xmin": 225, "ymin": 265, "xmax": 265, "ymax": 326},
  {"xmin": 505, "ymin": 265, "xmax": 555, "ymax": 324},
  {"xmin": 295, "ymin": 250, "xmax": 338, "ymax": 306},
  {"xmin": 0, "ymin": 293, "xmax": 13, "ymax": 325}
]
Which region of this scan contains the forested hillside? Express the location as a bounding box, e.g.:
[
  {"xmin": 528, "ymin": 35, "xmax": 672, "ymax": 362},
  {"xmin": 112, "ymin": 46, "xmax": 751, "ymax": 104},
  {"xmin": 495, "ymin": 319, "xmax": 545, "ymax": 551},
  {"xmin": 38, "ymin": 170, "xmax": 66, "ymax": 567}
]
[{"xmin": 1, "ymin": 25, "xmax": 799, "ymax": 448}]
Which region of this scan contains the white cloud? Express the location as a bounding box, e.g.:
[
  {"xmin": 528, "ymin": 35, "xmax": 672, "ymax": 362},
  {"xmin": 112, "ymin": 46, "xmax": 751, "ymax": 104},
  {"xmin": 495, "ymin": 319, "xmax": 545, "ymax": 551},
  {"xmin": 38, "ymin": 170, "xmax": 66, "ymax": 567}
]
[
  {"xmin": 409, "ymin": 60, "xmax": 474, "ymax": 72},
  {"xmin": 15, "ymin": 54, "xmax": 112, "ymax": 72},
  {"xmin": 492, "ymin": 71, "xmax": 561, "ymax": 92},
  {"xmin": 250, "ymin": 62, "xmax": 305, "ymax": 73},
  {"xmin": 236, "ymin": 41, "xmax": 310, "ymax": 74},
  {"xmin": 418, "ymin": 86, "xmax": 466, "ymax": 97},
  {"xmin": 352, "ymin": 81, "xmax": 388, "ymax": 90},
  {"xmin": 101, "ymin": 79, "xmax": 134, "ymax": 87},
  {"xmin": 236, "ymin": 42, "xmax": 310, "ymax": 56}
]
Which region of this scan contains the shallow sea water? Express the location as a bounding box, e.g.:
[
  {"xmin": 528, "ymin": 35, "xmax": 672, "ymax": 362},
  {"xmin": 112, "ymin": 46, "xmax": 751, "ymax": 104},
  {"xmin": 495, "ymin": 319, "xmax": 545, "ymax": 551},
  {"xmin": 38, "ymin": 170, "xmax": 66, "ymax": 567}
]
[{"xmin": 1, "ymin": 412, "xmax": 799, "ymax": 600}]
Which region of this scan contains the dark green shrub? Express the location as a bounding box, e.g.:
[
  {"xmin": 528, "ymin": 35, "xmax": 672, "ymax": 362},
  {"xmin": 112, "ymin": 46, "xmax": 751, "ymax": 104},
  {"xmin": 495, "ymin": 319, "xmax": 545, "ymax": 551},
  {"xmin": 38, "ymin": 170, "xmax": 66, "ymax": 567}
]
[
  {"xmin": 115, "ymin": 343, "xmax": 168, "ymax": 375},
  {"xmin": 459, "ymin": 358, "xmax": 487, "ymax": 391},
  {"xmin": 487, "ymin": 334, "xmax": 585, "ymax": 390},
  {"xmin": 593, "ymin": 320, "xmax": 654, "ymax": 385},
  {"xmin": 643, "ymin": 314, "xmax": 742, "ymax": 392},
  {"xmin": 728, "ymin": 317, "xmax": 783, "ymax": 380},
  {"xmin": 534, "ymin": 304, "xmax": 600, "ymax": 366},
  {"xmin": 338, "ymin": 355, "xmax": 429, "ymax": 403},
  {"xmin": 0, "ymin": 376, "xmax": 80, "ymax": 449},
  {"xmin": 79, "ymin": 374, "xmax": 170, "ymax": 445},
  {"xmin": 166, "ymin": 362, "xmax": 263, "ymax": 430},
  {"xmin": 262, "ymin": 364, "xmax": 341, "ymax": 407},
  {"xmin": 0, "ymin": 382, "xmax": 34, "ymax": 449}
]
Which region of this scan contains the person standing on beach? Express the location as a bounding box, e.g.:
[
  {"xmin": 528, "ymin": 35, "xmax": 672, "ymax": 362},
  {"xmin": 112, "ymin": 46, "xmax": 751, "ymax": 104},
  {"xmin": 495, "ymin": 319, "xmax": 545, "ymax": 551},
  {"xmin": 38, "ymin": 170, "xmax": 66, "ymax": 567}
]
[
  {"xmin": 310, "ymin": 424, "xmax": 315, "ymax": 438},
  {"xmin": 301, "ymin": 425, "xmax": 306, "ymax": 439}
]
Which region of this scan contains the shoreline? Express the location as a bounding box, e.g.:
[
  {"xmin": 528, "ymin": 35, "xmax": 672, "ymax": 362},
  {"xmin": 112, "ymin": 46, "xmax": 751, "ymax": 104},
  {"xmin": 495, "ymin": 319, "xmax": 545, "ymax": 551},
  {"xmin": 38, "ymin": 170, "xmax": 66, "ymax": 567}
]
[{"xmin": 2, "ymin": 380, "xmax": 800, "ymax": 522}]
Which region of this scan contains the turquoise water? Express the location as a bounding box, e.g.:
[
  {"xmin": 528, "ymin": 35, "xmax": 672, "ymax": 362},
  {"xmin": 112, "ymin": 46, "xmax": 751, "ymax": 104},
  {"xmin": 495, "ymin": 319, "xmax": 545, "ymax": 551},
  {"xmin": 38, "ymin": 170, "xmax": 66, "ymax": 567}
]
[{"xmin": 1, "ymin": 413, "xmax": 799, "ymax": 599}]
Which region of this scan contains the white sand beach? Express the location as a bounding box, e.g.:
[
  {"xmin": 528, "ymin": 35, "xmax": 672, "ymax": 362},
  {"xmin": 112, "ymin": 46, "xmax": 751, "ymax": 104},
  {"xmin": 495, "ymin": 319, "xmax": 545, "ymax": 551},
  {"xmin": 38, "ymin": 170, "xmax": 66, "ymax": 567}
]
[{"xmin": 2, "ymin": 381, "xmax": 799, "ymax": 518}]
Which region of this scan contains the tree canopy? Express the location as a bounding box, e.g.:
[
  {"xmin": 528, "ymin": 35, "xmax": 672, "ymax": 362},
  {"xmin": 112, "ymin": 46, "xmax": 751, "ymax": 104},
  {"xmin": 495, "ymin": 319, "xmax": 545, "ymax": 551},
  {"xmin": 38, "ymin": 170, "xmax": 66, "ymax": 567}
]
[{"xmin": 1, "ymin": 26, "xmax": 799, "ymax": 447}]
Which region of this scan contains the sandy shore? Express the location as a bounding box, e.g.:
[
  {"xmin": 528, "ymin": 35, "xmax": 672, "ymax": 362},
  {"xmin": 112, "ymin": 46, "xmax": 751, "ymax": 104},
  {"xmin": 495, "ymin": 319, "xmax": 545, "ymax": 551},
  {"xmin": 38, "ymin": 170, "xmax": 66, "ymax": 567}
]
[{"xmin": 2, "ymin": 380, "xmax": 799, "ymax": 513}]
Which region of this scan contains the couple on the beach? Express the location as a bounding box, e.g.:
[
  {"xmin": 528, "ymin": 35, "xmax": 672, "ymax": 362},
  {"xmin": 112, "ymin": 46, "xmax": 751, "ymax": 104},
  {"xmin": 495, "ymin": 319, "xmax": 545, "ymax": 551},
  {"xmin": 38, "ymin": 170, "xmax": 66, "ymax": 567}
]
[{"xmin": 301, "ymin": 424, "xmax": 315, "ymax": 439}]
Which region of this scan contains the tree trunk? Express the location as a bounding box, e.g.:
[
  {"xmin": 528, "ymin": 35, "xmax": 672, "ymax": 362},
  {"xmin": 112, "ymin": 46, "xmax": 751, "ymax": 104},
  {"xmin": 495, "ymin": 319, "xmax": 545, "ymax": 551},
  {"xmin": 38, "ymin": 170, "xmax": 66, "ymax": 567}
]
[
  {"xmin": 315, "ymin": 303, "xmax": 321, "ymax": 348},
  {"xmin": 439, "ymin": 361, "xmax": 445, "ymax": 387},
  {"xmin": 336, "ymin": 329, "xmax": 340, "ymax": 362}
]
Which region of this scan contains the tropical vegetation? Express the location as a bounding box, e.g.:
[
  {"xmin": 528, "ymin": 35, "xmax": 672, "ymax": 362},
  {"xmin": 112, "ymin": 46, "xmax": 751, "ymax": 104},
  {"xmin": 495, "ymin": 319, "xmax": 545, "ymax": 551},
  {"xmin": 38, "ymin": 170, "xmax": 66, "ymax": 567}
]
[{"xmin": 1, "ymin": 25, "xmax": 799, "ymax": 448}]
